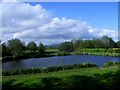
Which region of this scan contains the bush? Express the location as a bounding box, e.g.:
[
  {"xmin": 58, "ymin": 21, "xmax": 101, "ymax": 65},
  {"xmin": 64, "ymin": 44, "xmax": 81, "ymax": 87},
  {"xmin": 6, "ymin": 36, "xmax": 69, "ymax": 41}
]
[
  {"xmin": 82, "ymin": 62, "xmax": 98, "ymax": 68},
  {"xmin": 57, "ymin": 52, "xmax": 70, "ymax": 56},
  {"xmin": 103, "ymin": 61, "xmax": 120, "ymax": 68},
  {"xmin": 2, "ymin": 63, "xmax": 98, "ymax": 76}
]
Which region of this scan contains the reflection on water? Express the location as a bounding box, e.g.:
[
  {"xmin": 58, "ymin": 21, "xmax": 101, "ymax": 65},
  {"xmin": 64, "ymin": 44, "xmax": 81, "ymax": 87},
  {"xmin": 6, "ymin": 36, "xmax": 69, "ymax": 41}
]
[{"xmin": 2, "ymin": 55, "xmax": 119, "ymax": 70}]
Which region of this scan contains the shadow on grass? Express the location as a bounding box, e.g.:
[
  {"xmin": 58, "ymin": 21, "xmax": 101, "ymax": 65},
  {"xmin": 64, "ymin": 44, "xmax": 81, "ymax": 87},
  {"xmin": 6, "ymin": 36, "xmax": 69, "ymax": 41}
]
[{"xmin": 2, "ymin": 70, "xmax": 120, "ymax": 90}]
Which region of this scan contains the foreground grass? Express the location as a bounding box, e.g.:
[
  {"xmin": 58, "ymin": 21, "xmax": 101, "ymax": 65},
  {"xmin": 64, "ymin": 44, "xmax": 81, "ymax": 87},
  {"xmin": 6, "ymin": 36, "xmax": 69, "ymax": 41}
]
[{"xmin": 2, "ymin": 67, "xmax": 120, "ymax": 90}]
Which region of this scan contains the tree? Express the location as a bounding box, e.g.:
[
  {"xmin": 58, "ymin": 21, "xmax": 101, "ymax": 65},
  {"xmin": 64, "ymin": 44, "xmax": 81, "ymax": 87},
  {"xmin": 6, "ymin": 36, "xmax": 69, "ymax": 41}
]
[
  {"xmin": 0, "ymin": 43, "xmax": 2, "ymax": 57},
  {"xmin": 82, "ymin": 40, "xmax": 94, "ymax": 48},
  {"xmin": 101, "ymin": 35, "xmax": 116, "ymax": 48},
  {"xmin": 72, "ymin": 39, "xmax": 83, "ymax": 50},
  {"xmin": 116, "ymin": 41, "xmax": 120, "ymax": 48},
  {"xmin": 92, "ymin": 39, "xmax": 105, "ymax": 48},
  {"xmin": 59, "ymin": 42, "xmax": 74, "ymax": 52},
  {"xmin": 2, "ymin": 43, "xmax": 8, "ymax": 57},
  {"xmin": 27, "ymin": 41, "xmax": 37, "ymax": 53},
  {"xmin": 7, "ymin": 38, "xmax": 24, "ymax": 57},
  {"xmin": 109, "ymin": 37, "xmax": 117, "ymax": 48},
  {"xmin": 38, "ymin": 43, "xmax": 46, "ymax": 53}
]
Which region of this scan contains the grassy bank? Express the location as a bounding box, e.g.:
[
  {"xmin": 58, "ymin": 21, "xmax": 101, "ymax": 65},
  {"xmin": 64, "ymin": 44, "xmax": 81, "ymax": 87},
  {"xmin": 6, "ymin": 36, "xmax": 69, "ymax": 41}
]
[
  {"xmin": 2, "ymin": 63, "xmax": 98, "ymax": 76},
  {"xmin": 2, "ymin": 61, "xmax": 120, "ymax": 76},
  {"xmin": 2, "ymin": 67, "xmax": 120, "ymax": 90},
  {"xmin": 73, "ymin": 48, "xmax": 120, "ymax": 57},
  {"xmin": 2, "ymin": 49, "xmax": 71, "ymax": 62},
  {"xmin": 2, "ymin": 48, "xmax": 120, "ymax": 62},
  {"xmin": 46, "ymin": 48, "xmax": 120, "ymax": 57}
]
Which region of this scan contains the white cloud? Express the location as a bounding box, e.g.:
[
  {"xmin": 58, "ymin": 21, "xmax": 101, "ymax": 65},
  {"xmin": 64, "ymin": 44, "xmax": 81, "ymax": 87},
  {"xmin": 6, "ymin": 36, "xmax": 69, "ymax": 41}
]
[
  {"xmin": 1, "ymin": 2, "xmax": 118, "ymax": 45},
  {"xmin": 1, "ymin": 0, "xmax": 17, "ymax": 2}
]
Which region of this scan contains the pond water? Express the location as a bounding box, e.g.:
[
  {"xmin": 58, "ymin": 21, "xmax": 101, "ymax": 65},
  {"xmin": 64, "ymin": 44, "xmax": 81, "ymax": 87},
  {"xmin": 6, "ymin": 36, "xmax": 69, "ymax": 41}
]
[{"xmin": 2, "ymin": 55, "xmax": 119, "ymax": 70}]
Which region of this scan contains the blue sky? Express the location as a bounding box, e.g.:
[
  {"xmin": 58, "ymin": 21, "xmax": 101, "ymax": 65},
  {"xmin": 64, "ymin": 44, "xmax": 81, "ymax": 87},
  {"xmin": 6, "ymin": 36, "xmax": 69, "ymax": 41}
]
[
  {"xmin": 28, "ymin": 2, "xmax": 118, "ymax": 31},
  {"xmin": 2, "ymin": 2, "xmax": 118, "ymax": 45}
]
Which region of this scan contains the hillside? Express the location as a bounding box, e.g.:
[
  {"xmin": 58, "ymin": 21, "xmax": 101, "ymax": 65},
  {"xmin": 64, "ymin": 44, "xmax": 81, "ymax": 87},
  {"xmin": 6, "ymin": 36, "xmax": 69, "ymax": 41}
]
[{"xmin": 2, "ymin": 67, "xmax": 120, "ymax": 90}]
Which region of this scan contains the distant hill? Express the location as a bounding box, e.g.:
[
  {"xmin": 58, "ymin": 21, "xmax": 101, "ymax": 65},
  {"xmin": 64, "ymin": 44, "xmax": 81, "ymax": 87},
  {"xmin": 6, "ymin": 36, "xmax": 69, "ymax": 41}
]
[{"xmin": 45, "ymin": 44, "xmax": 60, "ymax": 48}]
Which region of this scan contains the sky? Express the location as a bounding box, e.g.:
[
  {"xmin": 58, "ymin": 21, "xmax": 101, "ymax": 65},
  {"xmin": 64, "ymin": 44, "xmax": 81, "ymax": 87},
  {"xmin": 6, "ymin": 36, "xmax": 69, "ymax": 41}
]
[
  {"xmin": 30, "ymin": 2, "xmax": 118, "ymax": 30},
  {"xmin": 1, "ymin": 2, "xmax": 118, "ymax": 45}
]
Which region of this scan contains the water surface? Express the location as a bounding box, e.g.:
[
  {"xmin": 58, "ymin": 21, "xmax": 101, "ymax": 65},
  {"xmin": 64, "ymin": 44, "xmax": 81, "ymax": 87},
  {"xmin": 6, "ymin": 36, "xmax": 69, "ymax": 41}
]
[{"xmin": 2, "ymin": 55, "xmax": 119, "ymax": 70}]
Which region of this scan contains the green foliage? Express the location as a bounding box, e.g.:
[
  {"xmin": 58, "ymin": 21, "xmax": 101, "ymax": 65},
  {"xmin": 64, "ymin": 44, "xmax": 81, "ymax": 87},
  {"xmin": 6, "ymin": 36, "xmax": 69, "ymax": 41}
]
[
  {"xmin": 1, "ymin": 43, "xmax": 9, "ymax": 57},
  {"xmin": 82, "ymin": 62, "xmax": 97, "ymax": 68},
  {"xmin": 57, "ymin": 52, "xmax": 70, "ymax": 56},
  {"xmin": 27, "ymin": 41, "xmax": 37, "ymax": 52},
  {"xmin": 82, "ymin": 40, "xmax": 94, "ymax": 48},
  {"xmin": 59, "ymin": 41, "xmax": 74, "ymax": 52},
  {"xmin": 2, "ymin": 35, "xmax": 120, "ymax": 61},
  {"xmin": 2, "ymin": 63, "xmax": 98, "ymax": 76},
  {"xmin": 116, "ymin": 41, "xmax": 120, "ymax": 48},
  {"xmin": 2, "ymin": 67, "xmax": 120, "ymax": 90},
  {"xmin": 101, "ymin": 35, "xmax": 117, "ymax": 48},
  {"xmin": 103, "ymin": 61, "xmax": 120, "ymax": 68},
  {"xmin": 74, "ymin": 47, "xmax": 84, "ymax": 54},
  {"xmin": 7, "ymin": 38, "xmax": 24, "ymax": 57},
  {"xmin": 72, "ymin": 39, "xmax": 83, "ymax": 50},
  {"xmin": 38, "ymin": 43, "xmax": 46, "ymax": 53},
  {"xmin": 46, "ymin": 49, "xmax": 59, "ymax": 53},
  {"xmin": 73, "ymin": 48, "xmax": 119, "ymax": 57}
]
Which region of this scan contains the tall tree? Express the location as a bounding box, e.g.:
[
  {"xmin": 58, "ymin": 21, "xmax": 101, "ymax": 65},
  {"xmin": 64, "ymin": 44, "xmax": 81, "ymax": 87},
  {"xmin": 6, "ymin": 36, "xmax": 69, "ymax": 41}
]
[
  {"xmin": 59, "ymin": 42, "xmax": 74, "ymax": 52},
  {"xmin": 72, "ymin": 39, "xmax": 83, "ymax": 50},
  {"xmin": 93, "ymin": 39, "xmax": 105, "ymax": 48},
  {"xmin": 101, "ymin": 35, "xmax": 116, "ymax": 48},
  {"xmin": 82, "ymin": 40, "xmax": 94, "ymax": 48},
  {"xmin": 7, "ymin": 38, "xmax": 24, "ymax": 57},
  {"xmin": 38, "ymin": 43, "xmax": 46, "ymax": 53},
  {"xmin": 2, "ymin": 43, "xmax": 7, "ymax": 57},
  {"xmin": 116, "ymin": 41, "xmax": 120, "ymax": 48},
  {"xmin": 0, "ymin": 43, "xmax": 2, "ymax": 57},
  {"xmin": 27, "ymin": 41, "xmax": 37, "ymax": 53}
]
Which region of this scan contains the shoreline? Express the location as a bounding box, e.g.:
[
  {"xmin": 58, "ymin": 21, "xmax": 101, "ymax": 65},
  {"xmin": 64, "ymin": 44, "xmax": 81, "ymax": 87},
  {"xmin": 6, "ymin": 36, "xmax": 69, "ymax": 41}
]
[
  {"xmin": 2, "ymin": 62, "xmax": 120, "ymax": 76},
  {"xmin": 2, "ymin": 52, "xmax": 119, "ymax": 63}
]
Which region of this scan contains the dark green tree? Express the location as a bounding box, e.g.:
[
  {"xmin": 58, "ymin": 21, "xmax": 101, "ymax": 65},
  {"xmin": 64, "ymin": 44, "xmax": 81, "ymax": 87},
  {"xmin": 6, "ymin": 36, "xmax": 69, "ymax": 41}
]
[
  {"xmin": 0, "ymin": 43, "xmax": 2, "ymax": 57},
  {"xmin": 72, "ymin": 39, "xmax": 83, "ymax": 50},
  {"xmin": 82, "ymin": 40, "xmax": 94, "ymax": 48},
  {"xmin": 116, "ymin": 41, "xmax": 120, "ymax": 48},
  {"xmin": 59, "ymin": 41, "xmax": 74, "ymax": 52},
  {"xmin": 101, "ymin": 35, "xmax": 116, "ymax": 48},
  {"xmin": 92, "ymin": 39, "xmax": 105, "ymax": 48},
  {"xmin": 27, "ymin": 41, "xmax": 37, "ymax": 53},
  {"xmin": 7, "ymin": 38, "xmax": 24, "ymax": 57},
  {"xmin": 2, "ymin": 43, "xmax": 8, "ymax": 56},
  {"xmin": 38, "ymin": 43, "xmax": 46, "ymax": 53}
]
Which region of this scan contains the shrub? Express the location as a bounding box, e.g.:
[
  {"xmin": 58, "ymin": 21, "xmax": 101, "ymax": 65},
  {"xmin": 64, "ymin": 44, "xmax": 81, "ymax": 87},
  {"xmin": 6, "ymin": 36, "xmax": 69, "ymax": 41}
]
[
  {"xmin": 103, "ymin": 61, "xmax": 120, "ymax": 68},
  {"xmin": 2, "ymin": 63, "xmax": 98, "ymax": 76}
]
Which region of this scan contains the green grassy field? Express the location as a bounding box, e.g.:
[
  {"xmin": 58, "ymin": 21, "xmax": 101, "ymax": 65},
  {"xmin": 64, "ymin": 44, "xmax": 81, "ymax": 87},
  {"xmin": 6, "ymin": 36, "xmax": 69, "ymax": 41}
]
[
  {"xmin": 46, "ymin": 49, "xmax": 59, "ymax": 53},
  {"xmin": 74, "ymin": 48, "xmax": 120, "ymax": 57},
  {"xmin": 2, "ymin": 67, "xmax": 120, "ymax": 90},
  {"xmin": 46, "ymin": 48, "xmax": 120, "ymax": 57}
]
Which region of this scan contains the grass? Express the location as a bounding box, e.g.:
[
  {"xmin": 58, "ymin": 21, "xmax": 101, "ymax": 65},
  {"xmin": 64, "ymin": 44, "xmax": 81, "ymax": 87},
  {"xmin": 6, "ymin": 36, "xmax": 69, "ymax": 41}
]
[
  {"xmin": 73, "ymin": 48, "xmax": 120, "ymax": 57},
  {"xmin": 46, "ymin": 48, "xmax": 120, "ymax": 57},
  {"xmin": 46, "ymin": 49, "xmax": 59, "ymax": 53},
  {"xmin": 2, "ymin": 67, "xmax": 120, "ymax": 89}
]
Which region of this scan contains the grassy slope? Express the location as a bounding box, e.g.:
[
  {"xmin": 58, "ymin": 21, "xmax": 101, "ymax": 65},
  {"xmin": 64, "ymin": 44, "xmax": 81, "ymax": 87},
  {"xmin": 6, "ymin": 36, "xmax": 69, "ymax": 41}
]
[{"xmin": 2, "ymin": 67, "xmax": 120, "ymax": 90}]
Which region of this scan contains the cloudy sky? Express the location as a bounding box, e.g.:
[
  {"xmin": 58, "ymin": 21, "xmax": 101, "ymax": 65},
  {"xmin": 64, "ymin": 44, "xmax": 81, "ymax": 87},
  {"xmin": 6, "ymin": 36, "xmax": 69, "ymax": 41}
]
[{"xmin": 1, "ymin": 2, "xmax": 118, "ymax": 45}]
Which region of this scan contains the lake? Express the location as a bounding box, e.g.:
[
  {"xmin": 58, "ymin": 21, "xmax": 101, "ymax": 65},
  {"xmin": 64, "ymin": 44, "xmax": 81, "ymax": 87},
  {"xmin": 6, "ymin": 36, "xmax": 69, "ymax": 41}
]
[{"xmin": 2, "ymin": 55, "xmax": 119, "ymax": 70}]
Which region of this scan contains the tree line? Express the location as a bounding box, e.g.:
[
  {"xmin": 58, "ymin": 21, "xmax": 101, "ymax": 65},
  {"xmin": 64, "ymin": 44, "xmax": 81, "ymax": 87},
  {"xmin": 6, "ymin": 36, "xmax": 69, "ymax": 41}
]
[
  {"xmin": 59, "ymin": 35, "xmax": 120, "ymax": 52},
  {"xmin": 1, "ymin": 39, "xmax": 45, "ymax": 57},
  {"xmin": 1, "ymin": 35, "xmax": 120, "ymax": 58}
]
